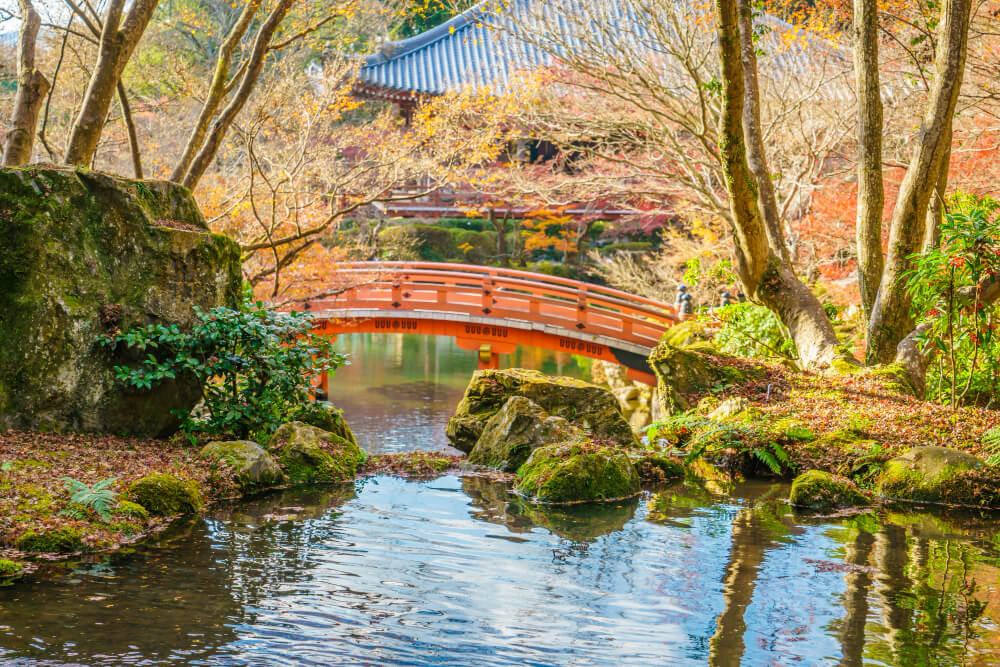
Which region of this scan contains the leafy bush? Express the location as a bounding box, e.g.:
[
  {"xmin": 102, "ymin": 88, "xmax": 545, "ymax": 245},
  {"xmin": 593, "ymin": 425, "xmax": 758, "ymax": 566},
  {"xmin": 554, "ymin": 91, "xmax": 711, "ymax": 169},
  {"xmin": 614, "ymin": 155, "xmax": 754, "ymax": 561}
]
[
  {"xmin": 102, "ymin": 300, "xmax": 345, "ymax": 439},
  {"xmin": 60, "ymin": 477, "xmax": 118, "ymax": 521},
  {"xmin": 907, "ymin": 195, "xmax": 1000, "ymax": 408},
  {"xmin": 710, "ymin": 302, "xmax": 796, "ymax": 361}
]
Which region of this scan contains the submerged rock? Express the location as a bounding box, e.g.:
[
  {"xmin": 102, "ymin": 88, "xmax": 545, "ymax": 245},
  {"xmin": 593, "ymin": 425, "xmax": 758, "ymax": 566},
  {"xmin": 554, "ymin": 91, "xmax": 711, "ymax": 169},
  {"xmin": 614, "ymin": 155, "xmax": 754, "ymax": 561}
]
[
  {"xmin": 200, "ymin": 440, "xmax": 286, "ymax": 491},
  {"xmin": 269, "ymin": 421, "xmax": 364, "ymax": 483},
  {"xmin": 789, "ymin": 470, "xmax": 870, "ymax": 510},
  {"xmin": 446, "ymin": 369, "xmax": 637, "ymax": 453},
  {"xmin": 0, "ymin": 167, "xmax": 242, "ymax": 436},
  {"xmin": 515, "ymin": 441, "xmax": 641, "ymax": 504},
  {"xmin": 129, "ymin": 473, "xmax": 204, "ymax": 516},
  {"xmin": 468, "ymin": 396, "xmax": 583, "ymax": 472},
  {"xmin": 877, "ymin": 446, "xmax": 1000, "ymax": 507}
]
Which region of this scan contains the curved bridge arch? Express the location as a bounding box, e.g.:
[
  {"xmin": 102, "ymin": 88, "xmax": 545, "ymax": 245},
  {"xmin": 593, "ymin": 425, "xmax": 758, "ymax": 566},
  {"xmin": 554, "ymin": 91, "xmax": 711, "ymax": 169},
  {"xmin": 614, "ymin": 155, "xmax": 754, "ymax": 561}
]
[{"xmin": 305, "ymin": 262, "xmax": 678, "ymax": 385}]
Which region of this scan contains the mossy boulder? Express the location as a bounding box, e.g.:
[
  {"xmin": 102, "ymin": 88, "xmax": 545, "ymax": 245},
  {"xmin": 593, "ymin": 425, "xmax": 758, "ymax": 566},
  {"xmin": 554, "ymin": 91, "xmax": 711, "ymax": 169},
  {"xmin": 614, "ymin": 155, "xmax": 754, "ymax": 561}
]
[
  {"xmin": 468, "ymin": 396, "xmax": 584, "ymax": 472},
  {"xmin": 446, "ymin": 369, "xmax": 637, "ymax": 453},
  {"xmin": 660, "ymin": 319, "xmax": 711, "ymax": 348},
  {"xmin": 0, "ymin": 559, "xmax": 23, "ymax": 579},
  {"xmin": 789, "ymin": 470, "xmax": 870, "ymax": 510},
  {"xmin": 129, "ymin": 473, "xmax": 204, "ymax": 516},
  {"xmin": 269, "ymin": 421, "xmax": 364, "ymax": 483},
  {"xmin": 0, "ymin": 167, "xmax": 242, "ymax": 436},
  {"xmin": 877, "ymin": 446, "xmax": 1000, "ymax": 507},
  {"xmin": 200, "ymin": 440, "xmax": 286, "ymax": 491},
  {"xmin": 15, "ymin": 526, "xmax": 84, "ymax": 553},
  {"xmin": 114, "ymin": 500, "xmax": 149, "ymax": 520},
  {"xmin": 297, "ymin": 403, "xmax": 358, "ymax": 446},
  {"xmin": 515, "ymin": 441, "xmax": 641, "ymax": 504},
  {"xmin": 633, "ymin": 453, "xmax": 686, "ymax": 483},
  {"xmin": 649, "ymin": 341, "xmax": 759, "ymax": 414}
]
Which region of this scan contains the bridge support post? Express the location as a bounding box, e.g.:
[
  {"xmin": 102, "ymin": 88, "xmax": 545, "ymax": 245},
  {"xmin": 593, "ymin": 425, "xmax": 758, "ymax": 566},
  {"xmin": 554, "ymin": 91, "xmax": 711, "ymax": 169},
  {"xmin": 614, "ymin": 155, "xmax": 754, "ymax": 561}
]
[{"xmin": 477, "ymin": 343, "xmax": 500, "ymax": 371}]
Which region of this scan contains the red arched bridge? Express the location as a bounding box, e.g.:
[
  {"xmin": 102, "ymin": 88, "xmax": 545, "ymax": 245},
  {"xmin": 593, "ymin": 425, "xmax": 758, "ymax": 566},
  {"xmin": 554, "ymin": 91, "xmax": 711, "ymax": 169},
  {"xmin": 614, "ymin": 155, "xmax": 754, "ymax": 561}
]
[{"xmin": 304, "ymin": 262, "xmax": 678, "ymax": 385}]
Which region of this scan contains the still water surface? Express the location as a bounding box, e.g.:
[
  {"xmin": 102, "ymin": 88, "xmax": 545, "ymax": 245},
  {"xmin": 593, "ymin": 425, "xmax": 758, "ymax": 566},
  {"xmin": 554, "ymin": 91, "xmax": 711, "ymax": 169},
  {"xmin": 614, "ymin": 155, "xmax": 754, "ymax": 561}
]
[{"xmin": 2, "ymin": 334, "xmax": 1000, "ymax": 665}]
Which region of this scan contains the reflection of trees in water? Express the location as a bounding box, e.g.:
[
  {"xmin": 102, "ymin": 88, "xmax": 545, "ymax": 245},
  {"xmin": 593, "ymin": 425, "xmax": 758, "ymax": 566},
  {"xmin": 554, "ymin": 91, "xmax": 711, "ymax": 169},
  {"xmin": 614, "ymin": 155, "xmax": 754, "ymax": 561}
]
[{"xmin": 0, "ymin": 485, "xmax": 356, "ymax": 664}]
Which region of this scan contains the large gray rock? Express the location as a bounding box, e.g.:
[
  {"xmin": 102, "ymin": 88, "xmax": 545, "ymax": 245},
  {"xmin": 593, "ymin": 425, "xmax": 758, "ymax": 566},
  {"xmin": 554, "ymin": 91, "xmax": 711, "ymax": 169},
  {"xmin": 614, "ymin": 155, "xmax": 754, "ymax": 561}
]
[
  {"xmin": 446, "ymin": 369, "xmax": 638, "ymax": 453},
  {"xmin": 468, "ymin": 396, "xmax": 583, "ymax": 472},
  {"xmin": 0, "ymin": 167, "xmax": 241, "ymax": 435}
]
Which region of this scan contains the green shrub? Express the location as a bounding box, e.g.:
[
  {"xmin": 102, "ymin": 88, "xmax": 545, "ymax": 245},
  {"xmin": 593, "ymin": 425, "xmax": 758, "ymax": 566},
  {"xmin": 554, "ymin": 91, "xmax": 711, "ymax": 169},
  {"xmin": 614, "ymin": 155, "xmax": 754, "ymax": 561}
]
[
  {"xmin": 711, "ymin": 303, "xmax": 796, "ymax": 361},
  {"xmin": 102, "ymin": 299, "xmax": 345, "ymax": 439},
  {"xmin": 907, "ymin": 194, "xmax": 1000, "ymax": 408}
]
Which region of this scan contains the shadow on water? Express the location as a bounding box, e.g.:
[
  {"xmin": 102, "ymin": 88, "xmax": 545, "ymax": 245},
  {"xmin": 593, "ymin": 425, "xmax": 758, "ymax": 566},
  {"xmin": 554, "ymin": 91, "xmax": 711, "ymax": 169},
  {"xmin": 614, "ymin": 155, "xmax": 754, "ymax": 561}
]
[{"xmin": 3, "ymin": 477, "xmax": 1000, "ymax": 665}]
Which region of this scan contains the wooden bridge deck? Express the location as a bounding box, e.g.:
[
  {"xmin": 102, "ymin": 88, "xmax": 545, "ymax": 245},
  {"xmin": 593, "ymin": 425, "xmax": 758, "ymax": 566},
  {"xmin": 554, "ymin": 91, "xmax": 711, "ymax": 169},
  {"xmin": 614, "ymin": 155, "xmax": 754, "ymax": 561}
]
[{"xmin": 304, "ymin": 262, "xmax": 678, "ymax": 384}]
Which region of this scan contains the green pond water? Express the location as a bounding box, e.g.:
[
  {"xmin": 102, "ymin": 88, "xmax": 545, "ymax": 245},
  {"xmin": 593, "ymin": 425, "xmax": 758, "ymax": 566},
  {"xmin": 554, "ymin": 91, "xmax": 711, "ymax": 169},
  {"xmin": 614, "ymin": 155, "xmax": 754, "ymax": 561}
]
[{"xmin": 2, "ymin": 334, "xmax": 1000, "ymax": 665}]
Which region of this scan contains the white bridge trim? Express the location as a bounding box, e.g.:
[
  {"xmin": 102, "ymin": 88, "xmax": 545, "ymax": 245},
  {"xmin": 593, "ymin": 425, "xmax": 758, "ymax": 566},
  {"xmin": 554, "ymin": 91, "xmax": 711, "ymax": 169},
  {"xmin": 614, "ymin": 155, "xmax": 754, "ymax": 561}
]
[{"xmin": 313, "ymin": 308, "xmax": 655, "ymax": 357}]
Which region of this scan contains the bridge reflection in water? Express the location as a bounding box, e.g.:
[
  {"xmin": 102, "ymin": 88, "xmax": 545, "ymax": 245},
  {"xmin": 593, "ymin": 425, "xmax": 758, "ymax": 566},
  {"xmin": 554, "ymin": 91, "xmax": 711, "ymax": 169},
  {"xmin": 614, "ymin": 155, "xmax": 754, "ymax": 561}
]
[{"xmin": 304, "ymin": 262, "xmax": 678, "ymax": 387}]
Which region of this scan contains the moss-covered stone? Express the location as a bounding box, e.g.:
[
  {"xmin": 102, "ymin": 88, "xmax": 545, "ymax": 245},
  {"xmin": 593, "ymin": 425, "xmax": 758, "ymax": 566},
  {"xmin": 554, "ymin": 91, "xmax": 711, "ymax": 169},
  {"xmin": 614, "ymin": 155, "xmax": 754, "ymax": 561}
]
[
  {"xmin": 447, "ymin": 369, "xmax": 637, "ymax": 453},
  {"xmin": 15, "ymin": 526, "xmax": 84, "ymax": 553},
  {"xmin": 129, "ymin": 473, "xmax": 204, "ymax": 516},
  {"xmin": 0, "ymin": 559, "xmax": 23, "ymax": 578},
  {"xmin": 660, "ymin": 319, "xmax": 711, "ymax": 348},
  {"xmin": 649, "ymin": 340, "xmax": 761, "ymax": 414},
  {"xmin": 515, "ymin": 440, "xmax": 641, "ymax": 504},
  {"xmin": 200, "ymin": 440, "xmax": 286, "ymax": 491},
  {"xmin": 269, "ymin": 421, "xmax": 363, "ymax": 483},
  {"xmin": 468, "ymin": 396, "xmax": 583, "ymax": 472},
  {"xmin": 789, "ymin": 470, "xmax": 870, "ymax": 510},
  {"xmin": 876, "ymin": 446, "xmax": 1000, "ymax": 507},
  {"xmin": 114, "ymin": 500, "xmax": 149, "ymax": 520},
  {"xmin": 0, "ymin": 167, "xmax": 242, "ymax": 436},
  {"xmin": 296, "ymin": 402, "xmax": 358, "ymax": 446},
  {"xmin": 633, "ymin": 453, "xmax": 686, "ymax": 483}
]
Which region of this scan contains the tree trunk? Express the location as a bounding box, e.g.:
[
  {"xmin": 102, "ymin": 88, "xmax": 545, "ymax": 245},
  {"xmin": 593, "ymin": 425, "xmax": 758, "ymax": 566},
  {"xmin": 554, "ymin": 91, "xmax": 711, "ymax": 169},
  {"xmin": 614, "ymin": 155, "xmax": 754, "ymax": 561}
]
[
  {"xmin": 737, "ymin": 0, "xmax": 787, "ymax": 262},
  {"xmin": 714, "ymin": 0, "xmax": 843, "ymax": 370},
  {"xmin": 489, "ymin": 210, "xmax": 508, "ymax": 266},
  {"xmin": 64, "ymin": 0, "xmax": 160, "ymax": 167},
  {"xmin": 853, "ymin": 0, "xmax": 885, "ymax": 321},
  {"xmin": 117, "ymin": 82, "xmax": 143, "ymax": 179},
  {"xmin": 922, "ymin": 118, "xmax": 952, "ymax": 253},
  {"xmin": 170, "ymin": 0, "xmax": 261, "ymax": 184},
  {"xmin": 866, "ymin": 0, "xmax": 972, "ymax": 364},
  {"xmin": 2, "ymin": 0, "xmax": 49, "ymax": 167},
  {"xmin": 181, "ymin": 0, "xmax": 295, "ymax": 191}
]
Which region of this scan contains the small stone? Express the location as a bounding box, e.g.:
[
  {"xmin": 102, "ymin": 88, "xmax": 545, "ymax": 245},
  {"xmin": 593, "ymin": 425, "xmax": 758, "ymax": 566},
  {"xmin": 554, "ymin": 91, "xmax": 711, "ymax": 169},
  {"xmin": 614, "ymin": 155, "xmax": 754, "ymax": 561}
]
[
  {"xmin": 789, "ymin": 470, "xmax": 869, "ymax": 510},
  {"xmin": 269, "ymin": 421, "xmax": 364, "ymax": 483}
]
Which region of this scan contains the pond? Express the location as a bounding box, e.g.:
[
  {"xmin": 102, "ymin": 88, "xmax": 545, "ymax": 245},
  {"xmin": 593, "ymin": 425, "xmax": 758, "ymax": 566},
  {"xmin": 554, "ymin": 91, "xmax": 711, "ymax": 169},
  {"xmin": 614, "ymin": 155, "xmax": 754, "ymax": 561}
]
[{"xmin": 2, "ymin": 334, "xmax": 1000, "ymax": 665}]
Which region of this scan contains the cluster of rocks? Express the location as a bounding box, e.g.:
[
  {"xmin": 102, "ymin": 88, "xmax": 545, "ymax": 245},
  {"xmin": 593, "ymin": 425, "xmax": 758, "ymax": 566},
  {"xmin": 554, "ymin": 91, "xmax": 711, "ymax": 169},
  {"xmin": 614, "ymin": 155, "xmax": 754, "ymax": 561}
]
[
  {"xmin": 590, "ymin": 361, "xmax": 661, "ymax": 432},
  {"xmin": 447, "ymin": 369, "xmax": 682, "ymax": 504}
]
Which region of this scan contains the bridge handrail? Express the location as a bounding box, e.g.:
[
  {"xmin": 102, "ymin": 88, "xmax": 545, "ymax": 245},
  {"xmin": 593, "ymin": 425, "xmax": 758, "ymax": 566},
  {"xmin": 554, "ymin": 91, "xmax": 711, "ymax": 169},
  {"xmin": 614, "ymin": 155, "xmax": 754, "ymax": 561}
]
[{"xmin": 325, "ymin": 261, "xmax": 677, "ymax": 319}]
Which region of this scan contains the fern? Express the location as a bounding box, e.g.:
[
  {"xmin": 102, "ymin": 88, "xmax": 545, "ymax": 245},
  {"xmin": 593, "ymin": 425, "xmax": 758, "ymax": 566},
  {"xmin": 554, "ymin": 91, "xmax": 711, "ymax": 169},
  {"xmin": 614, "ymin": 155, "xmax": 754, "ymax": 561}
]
[
  {"xmin": 60, "ymin": 477, "xmax": 118, "ymax": 522},
  {"xmin": 984, "ymin": 426, "xmax": 1000, "ymax": 467}
]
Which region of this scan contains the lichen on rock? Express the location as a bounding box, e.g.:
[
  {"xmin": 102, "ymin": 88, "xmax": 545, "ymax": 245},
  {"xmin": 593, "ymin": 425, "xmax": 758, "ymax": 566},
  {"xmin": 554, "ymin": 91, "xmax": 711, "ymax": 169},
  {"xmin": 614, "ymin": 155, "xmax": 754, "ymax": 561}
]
[
  {"xmin": 468, "ymin": 396, "xmax": 584, "ymax": 472},
  {"xmin": 789, "ymin": 470, "xmax": 870, "ymax": 510},
  {"xmin": 129, "ymin": 473, "xmax": 204, "ymax": 516},
  {"xmin": 515, "ymin": 440, "xmax": 641, "ymax": 504},
  {"xmin": 447, "ymin": 369, "xmax": 637, "ymax": 453},
  {"xmin": 269, "ymin": 421, "xmax": 364, "ymax": 483},
  {"xmin": 0, "ymin": 167, "xmax": 242, "ymax": 436},
  {"xmin": 200, "ymin": 440, "xmax": 286, "ymax": 491},
  {"xmin": 876, "ymin": 446, "xmax": 1000, "ymax": 507}
]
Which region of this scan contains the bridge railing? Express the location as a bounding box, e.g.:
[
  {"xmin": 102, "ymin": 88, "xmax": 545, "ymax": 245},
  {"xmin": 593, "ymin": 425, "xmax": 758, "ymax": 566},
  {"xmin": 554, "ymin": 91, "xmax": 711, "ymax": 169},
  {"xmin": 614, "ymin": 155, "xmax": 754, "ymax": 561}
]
[{"xmin": 306, "ymin": 261, "xmax": 679, "ymax": 349}]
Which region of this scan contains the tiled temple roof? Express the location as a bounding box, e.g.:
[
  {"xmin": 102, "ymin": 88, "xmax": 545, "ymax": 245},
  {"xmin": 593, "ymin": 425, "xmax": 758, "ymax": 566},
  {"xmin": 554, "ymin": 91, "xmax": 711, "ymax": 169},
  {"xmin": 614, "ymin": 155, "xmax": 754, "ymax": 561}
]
[{"xmin": 355, "ymin": 0, "xmax": 853, "ymax": 102}]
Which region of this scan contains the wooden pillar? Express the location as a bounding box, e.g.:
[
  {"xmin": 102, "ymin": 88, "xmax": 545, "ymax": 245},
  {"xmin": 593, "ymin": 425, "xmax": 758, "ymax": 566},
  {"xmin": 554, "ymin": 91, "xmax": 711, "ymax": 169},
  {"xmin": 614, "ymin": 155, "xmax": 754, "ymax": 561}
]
[{"xmin": 477, "ymin": 344, "xmax": 500, "ymax": 370}]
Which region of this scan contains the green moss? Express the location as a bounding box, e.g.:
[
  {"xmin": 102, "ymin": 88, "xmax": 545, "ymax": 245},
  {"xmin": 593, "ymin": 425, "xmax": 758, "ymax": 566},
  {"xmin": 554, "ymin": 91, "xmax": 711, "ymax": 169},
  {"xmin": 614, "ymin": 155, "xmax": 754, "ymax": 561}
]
[
  {"xmin": 789, "ymin": 470, "xmax": 870, "ymax": 510},
  {"xmin": 114, "ymin": 500, "xmax": 149, "ymax": 520},
  {"xmin": 270, "ymin": 421, "xmax": 364, "ymax": 483},
  {"xmin": 296, "ymin": 404, "xmax": 358, "ymax": 446},
  {"xmin": 106, "ymin": 520, "xmax": 143, "ymax": 536},
  {"xmin": 16, "ymin": 526, "xmax": 84, "ymax": 553},
  {"xmin": 633, "ymin": 454, "xmax": 686, "ymax": 482},
  {"xmin": 0, "ymin": 559, "xmax": 22, "ymax": 578},
  {"xmin": 128, "ymin": 473, "xmax": 204, "ymax": 516},
  {"xmin": 876, "ymin": 446, "xmax": 1000, "ymax": 507},
  {"xmin": 199, "ymin": 440, "xmax": 285, "ymax": 490},
  {"xmin": 515, "ymin": 441, "xmax": 641, "ymax": 504}
]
